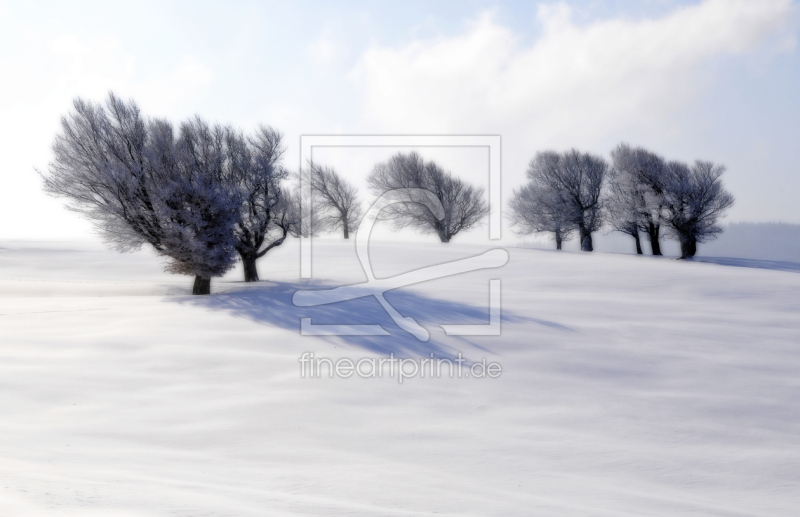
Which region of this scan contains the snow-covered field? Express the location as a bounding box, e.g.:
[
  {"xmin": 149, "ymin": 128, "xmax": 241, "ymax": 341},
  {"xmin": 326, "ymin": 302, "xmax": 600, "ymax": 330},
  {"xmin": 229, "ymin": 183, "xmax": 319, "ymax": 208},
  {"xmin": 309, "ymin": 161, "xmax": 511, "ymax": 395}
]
[{"xmin": 1, "ymin": 238, "xmax": 799, "ymax": 516}]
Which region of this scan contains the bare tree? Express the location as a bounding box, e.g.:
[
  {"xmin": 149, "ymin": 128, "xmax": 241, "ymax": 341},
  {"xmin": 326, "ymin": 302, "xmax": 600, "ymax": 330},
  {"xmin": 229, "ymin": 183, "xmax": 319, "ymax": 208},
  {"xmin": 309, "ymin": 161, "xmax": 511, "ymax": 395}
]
[
  {"xmin": 225, "ymin": 126, "xmax": 294, "ymax": 282},
  {"xmin": 524, "ymin": 150, "xmax": 606, "ymax": 251},
  {"xmin": 304, "ymin": 163, "xmax": 363, "ymax": 239},
  {"xmin": 40, "ymin": 93, "xmax": 238, "ymax": 295},
  {"xmin": 285, "ymin": 184, "xmax": 323, "ymax": 238},
  {"xmin": 605, "ymin": 165, "xmax": 645, "ymax": 254},
  {"xmin": 662, "ymin": 160, "xmax": 735, "ymax": 259},
  {"xmin": 367, "ymin": 152, "xmax": 488, "ymax": 243},
  {"xmin": 610, "ymin": 144, "xmax": 668, "ymax": 255},
  {"xmin": 507, "ymin": 182, "xmax": 574, "ymax": 249}
]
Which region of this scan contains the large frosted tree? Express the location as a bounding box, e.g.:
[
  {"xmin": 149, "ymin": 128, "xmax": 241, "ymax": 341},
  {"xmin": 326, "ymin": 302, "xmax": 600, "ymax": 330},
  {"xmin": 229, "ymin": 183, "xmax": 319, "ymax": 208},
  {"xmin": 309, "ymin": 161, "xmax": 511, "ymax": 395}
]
[{"xmin": 40, "ymin": 93, "xmax": 238, "ymax": 294}]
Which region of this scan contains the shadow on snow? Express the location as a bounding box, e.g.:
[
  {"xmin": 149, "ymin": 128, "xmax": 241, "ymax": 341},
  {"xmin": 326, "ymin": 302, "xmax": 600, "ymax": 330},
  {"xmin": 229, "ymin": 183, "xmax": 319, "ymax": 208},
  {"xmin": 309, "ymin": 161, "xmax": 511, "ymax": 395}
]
[
  {"xmin": 171, "ymin": 280, "xmax": 572, "ymax": 359},
  {"xmin": 693, "ymin": 256, "xmax": 800, "ymax": 273}
]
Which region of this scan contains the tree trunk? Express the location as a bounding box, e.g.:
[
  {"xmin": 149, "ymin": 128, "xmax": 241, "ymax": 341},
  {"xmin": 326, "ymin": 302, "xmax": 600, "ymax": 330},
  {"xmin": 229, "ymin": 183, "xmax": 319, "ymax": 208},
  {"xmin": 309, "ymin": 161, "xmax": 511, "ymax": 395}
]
[
  {"xmin": 192, "ymin": 275, "xmax": 211, "ymax": 295},
  {"xmin": 679, "ymin": 240, "xmax": 690, "ymax": 259},
  {"xmin": 343, "ymin": 222, "xmax": 349, "ymax": 239},
  {"xmin": 436, "ymin": 225, "xmax": 450, "ymax": 243},
  {"xmin": 679, "ymin": 236, "xmax": 697, "ymax": 259},
  {"xmin": 555, "ymin": 235, "xmax": 562, "ymax": 250},
  {"xmin": 237, "ymin": 250, "xmax": 260, "ymax": 282},
  {"xmin": 646, "ymin": 223, "xmax": 662, "ymax": 256},
  {"xmin": 633, "ymin": 232, "xmax": 643, "ymax": 255},
  {"xmin": 243, "ymin": 254, "xmax": 260, "ymax": 282},
  {"xmin": 579, "ymin": 228, "xmax": 593, "ymax": 252}
]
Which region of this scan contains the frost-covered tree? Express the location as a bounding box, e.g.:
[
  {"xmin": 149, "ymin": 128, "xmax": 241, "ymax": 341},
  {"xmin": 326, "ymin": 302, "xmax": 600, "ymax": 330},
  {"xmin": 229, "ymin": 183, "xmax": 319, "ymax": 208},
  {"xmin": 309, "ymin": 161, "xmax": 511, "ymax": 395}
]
[
  {"xmin": 367, "ymin": 152, "xmax": 488, "ymax": 243},
  {"xmin": 507, "ymin": 182, "xmax": 574, "ymax": 249},
  {"xmin": 524, "ymin": 150, "xmax": 606, "ymax": 252},
  {"xmin": 606, "ymin": 165, "xmax": 646, "ymax": 254},
  {"xmin": 610, "ymin": 144, "xmax": 668, "ymax": 255},
  {"xmin": 304, "ymin": 163, "xmax": 363, "ymax": 239},
  {"xmin": 40, "ymin": 93, "xmax": 238, "ymax": 295},
  {"xmin": 225, "ymin": 126, "xmax": 294, "ymax": 282},
  {"xmin": 165, "ymin": 117, "xmax": 240, "ymax": 294},
  {"xmin": 661, "ymin": 160, "xmax": 735, "ymax": 259}
]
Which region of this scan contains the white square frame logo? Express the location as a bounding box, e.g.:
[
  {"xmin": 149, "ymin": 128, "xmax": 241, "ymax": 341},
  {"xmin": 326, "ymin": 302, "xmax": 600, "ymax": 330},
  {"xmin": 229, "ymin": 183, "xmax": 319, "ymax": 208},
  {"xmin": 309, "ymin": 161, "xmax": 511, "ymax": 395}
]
[
  {"xmin": 299, "ymin": 134, "xmax": 502, "ymax": 278},
  {"xmin": 295, "ymin": 135, "xmax": 504, "ymax": 340}
]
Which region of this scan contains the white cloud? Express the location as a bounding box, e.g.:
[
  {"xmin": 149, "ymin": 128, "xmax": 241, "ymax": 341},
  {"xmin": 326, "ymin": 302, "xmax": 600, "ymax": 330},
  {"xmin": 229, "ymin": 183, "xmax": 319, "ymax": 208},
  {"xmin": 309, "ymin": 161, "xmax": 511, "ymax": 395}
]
[
  {"xmin": 138, "ymin": 56, "xmax": 214, "ymax": 116},
  {"xmin": 308, "ymin": 33, "xmax": 345, "ymax": 67},
  {"xmin": 351, "ymin": 0, "xmax": 794, "ymax": 147},
  {"xmin": 170, "ymin": 56, "xmax": 213, "ymax": 89}
]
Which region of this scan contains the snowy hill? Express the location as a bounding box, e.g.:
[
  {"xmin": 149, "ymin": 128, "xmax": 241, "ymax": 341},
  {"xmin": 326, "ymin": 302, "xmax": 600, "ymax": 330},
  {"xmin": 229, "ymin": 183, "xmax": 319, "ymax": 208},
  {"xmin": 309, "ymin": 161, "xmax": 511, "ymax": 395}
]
[
  {"xmin": 1, "ymin": 239, "xmax": 799, "ymax": 516},
  {"xmin": 532, "ymin": 222, "xmax": 800, "ymax": 264}
]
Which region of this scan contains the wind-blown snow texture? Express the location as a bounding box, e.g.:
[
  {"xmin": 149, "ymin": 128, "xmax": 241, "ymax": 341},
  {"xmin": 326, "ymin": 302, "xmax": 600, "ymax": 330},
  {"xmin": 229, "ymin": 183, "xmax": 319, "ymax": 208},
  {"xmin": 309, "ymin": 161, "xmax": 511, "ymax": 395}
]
[{"xmin": 1, "ymin": 239, "xmax": 799, "ymax": 516}]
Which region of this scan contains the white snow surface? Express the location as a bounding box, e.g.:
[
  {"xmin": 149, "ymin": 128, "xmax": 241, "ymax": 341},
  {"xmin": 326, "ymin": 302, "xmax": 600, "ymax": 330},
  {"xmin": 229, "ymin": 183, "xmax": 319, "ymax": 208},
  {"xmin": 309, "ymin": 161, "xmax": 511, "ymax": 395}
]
[{"xmin": 1, "ymin": 238, "xmax": 799, "ymax": 516}]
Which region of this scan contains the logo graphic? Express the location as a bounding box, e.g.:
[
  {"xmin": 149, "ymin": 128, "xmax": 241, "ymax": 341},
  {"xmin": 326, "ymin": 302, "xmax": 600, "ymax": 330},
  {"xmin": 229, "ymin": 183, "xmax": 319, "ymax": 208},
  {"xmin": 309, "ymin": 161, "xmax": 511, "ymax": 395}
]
[{"xmin": 293, "ymin": 188, "xmax": 508, "ymax": 341}]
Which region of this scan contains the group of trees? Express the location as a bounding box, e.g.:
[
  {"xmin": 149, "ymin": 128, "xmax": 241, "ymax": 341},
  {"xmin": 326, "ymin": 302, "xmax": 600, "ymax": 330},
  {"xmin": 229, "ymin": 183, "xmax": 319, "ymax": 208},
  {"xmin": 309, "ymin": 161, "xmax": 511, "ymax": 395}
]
[
  {"xmin": 508, "ymin": 144, "xmax": 735, "ymax": 259},
  {"xmin": 305, "ymin": 151, "xmax": 489, "ymax": 243},
  {"xmin": 45, "ymin": 94, "xmax": 723, "ymax": 296},
  {"xmin": 42, "ymin": 94, "xmax": 297, "ymax": 293},
  {"xmin": 41, "ymin": 93, "xmax": 489, "ymax": 294}
]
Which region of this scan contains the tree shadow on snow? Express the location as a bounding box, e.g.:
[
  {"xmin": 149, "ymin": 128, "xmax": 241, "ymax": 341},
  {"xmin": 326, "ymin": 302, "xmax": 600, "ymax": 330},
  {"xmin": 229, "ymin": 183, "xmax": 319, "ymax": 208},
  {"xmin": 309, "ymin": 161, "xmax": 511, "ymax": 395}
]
[
  {"xmin": 694, "ymin": 256, "xmax": 800, "ymax": 274},
  {"xmin": 171, "ymin": 280, "xmax": 571, "ymax": 358}
]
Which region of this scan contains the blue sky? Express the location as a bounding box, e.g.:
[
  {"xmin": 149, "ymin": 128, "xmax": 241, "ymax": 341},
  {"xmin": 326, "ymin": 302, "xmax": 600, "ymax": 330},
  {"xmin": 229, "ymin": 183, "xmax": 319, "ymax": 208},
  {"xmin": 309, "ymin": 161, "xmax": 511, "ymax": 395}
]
[{"xmin": 0, "ymin": 0, "xmax": 797, "ymax": 240}]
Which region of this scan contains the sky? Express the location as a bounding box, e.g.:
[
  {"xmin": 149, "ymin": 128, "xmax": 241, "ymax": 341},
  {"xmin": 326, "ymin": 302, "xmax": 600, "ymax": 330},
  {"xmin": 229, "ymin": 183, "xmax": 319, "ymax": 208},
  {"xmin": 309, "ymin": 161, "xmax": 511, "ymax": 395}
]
[{"xmin": 0, "ymin": 0, "xmax": 798, "ymax": 242}]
